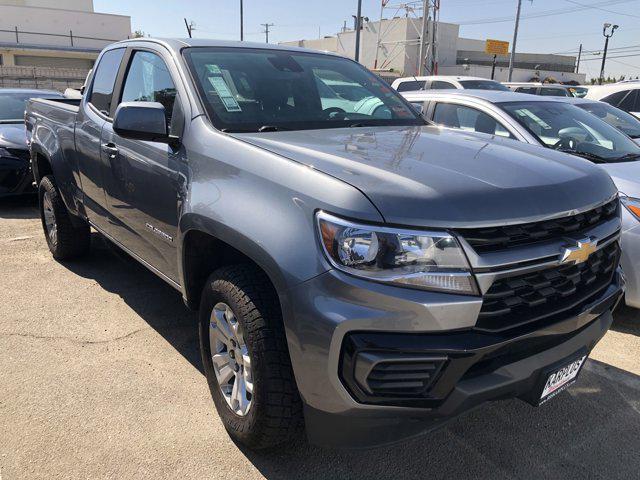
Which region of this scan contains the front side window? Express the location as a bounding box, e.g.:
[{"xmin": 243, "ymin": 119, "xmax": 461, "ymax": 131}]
[
  {"xmin": 619, "ymin": 90, "xmax": 639, "ymax": 112},
  {"xmin": 433, "ymin": 103, "xmax": 512, "ymax": 137},
  {"xmin": 89, "ymin": 48, "xmax": 126, "ymax": 115},
  {"xmin": 183, "ymin": 47, "xmax": 423, "ymax": 132},
  {"xmin": 459, "ymin": 80, "xmax": 509, "ymax": 91},
  {"xmin": 120, "ymin": 50, "xmax": 177, "ymax": 125},
  {"xmin": 500, "ymin": 100, "xmax": 640, "ymax": 163},
  {"xmin": 578, "ymin": 102, "xmax": 640, "ymax": 139},
  {"xmin": 516, "ymin": 87, "xmax": 538, "ymax": 94}
]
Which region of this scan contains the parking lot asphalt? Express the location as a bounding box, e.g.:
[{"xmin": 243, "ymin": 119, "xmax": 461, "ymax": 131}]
[{"xmin": 1, "ymin": 197, "xmax": 639, "ymax": 480}]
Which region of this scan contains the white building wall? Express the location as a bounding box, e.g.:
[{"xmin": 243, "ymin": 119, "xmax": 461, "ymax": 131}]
[
  {"xmin": 0, "ymin": 3, "xmax": 131, "ymax": 49},
  {"xmin": 0, "ymin": 0, "xmax": 94, "ymax": 11},
  {"xmin": 438, "ymin": 64, "xmax": 586, "ymax": 84}
]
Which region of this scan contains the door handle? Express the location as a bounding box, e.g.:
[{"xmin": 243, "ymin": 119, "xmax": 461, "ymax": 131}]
[{"xmin": 101, "ymin": 142, "xmax": 119, "ymax": 159}]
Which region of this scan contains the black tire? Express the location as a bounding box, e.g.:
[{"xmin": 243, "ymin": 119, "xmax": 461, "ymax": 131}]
[
  {"xmin": 199, "ymin": 264, "xmax": 303, "ymax": 449},
  {"xmin": 38, "ymin": 175, "xmax": 90, "ymax": 260}
]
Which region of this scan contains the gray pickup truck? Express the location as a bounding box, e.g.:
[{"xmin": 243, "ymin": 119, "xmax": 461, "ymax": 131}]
[{"xmin": 26, "ymin": 38, "xmax": 624, "ymax": 450}]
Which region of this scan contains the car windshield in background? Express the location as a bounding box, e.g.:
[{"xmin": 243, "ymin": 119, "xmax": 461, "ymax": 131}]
[
  {"xmin": 569, "ymin": 86, "xmax": 589, "ymax": 98},
  {"xmin": 0, "ymin": 93, "xmax": 61, "ymax": 123},
  {"xmin": 183, "ymin": 47, "xmax": 424, "ymax": 132},
  {"xmin": 459, "ymin": 80, "xmax": 510, "ymax": 91},
  {"xmin": 577, "ymin": 102, "xmax": 640, "ymax": 139},
  {"xmin": 500, "ymin": 101, "xmax": 640, "ymax": 163}
]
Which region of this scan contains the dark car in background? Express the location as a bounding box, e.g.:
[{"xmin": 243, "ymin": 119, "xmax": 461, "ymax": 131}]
[{"xmin": 1, "ymin": 88, "xmax": 64, "ymax": 197}]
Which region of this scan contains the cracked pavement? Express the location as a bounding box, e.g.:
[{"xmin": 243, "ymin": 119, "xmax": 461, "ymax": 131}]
[{"xmin": 1, "ymin": 197, "xmax": 639, "ymax": 480}]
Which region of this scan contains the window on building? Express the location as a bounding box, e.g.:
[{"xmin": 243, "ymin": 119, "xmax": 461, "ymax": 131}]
[
  {"xmin": 120, "ymin": 50, "xmax": 178, "ymax": 127},
  {"xmin": 88, "ymin": 48, "xmax": 126, "ymax": 115}
]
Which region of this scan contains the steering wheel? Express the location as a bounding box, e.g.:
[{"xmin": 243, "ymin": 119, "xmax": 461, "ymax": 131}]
[
  {"xmin": 553, "ymin": 137, "xmax": 577, "ymax": 150},
  {"xmin": 323, "ymin": 107, "xmax": 347, "ymax": 119}
]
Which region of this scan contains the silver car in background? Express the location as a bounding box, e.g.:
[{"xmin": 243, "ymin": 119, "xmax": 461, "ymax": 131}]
[{"xmin": 403, "ymin": 89, "xmax": 640, "ymax": 308}]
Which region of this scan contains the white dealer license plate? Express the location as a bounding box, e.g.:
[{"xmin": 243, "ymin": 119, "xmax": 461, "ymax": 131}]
[{"xmin": 539, "ymin": 355, "xmax": 586, "ymax": 405}]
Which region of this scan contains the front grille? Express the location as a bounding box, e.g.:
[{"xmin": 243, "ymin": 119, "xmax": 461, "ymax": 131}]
[
  {"xmin": 457, "ymin": 198, "xmax": 619, "ymax": 253},
  {"xmin": 366, "ymin": 359, "xmax": 445, "ymax": 396},
  {"xmin": 477, "ymin": 241, "xmax": 619, "ymax": 332}
]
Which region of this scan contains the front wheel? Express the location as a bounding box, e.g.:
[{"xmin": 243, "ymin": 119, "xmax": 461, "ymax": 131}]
[
  {"xmin": 38, "ymin": 175, "xmax": 90, "ymax": 260},
  {"xmin": 199, "ymin": 264, "xmax": 303, "ymax": 449}
]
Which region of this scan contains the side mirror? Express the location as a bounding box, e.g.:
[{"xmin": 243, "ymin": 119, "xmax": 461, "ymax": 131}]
[{"xmin": 113, "ymin": 102, "xmax": 172, "ymax": 143}]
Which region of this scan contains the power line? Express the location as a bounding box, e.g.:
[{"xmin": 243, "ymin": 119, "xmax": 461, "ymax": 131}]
[
  {"xmin": 564, "ymin": 0, "xmax": 640, "ymax": 19},
  {"xmin": 455, "ymin": 0, "xmax": 635, "ymax": 25}
]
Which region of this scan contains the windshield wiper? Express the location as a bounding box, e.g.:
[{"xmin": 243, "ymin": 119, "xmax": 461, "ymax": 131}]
[
  {"xmin": 556, "ymin": 148, "xmax": 606, "ymax": 163},
  {"xmin": 257, "ymin": 125, "xmax": 291, "ymax": 132},
  {"xmin": 614, "ymin": 152, "xmax": 640, "ymax": 162}
]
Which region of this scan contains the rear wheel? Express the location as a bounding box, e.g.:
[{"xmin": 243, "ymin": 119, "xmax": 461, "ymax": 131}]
[
  {"xmin": 199, "ymin": 264, "xmax": 303, "ymax": 449},
  {"xmin": 38, "ymin": 175, "xmax": 90, "ymax": 260}
]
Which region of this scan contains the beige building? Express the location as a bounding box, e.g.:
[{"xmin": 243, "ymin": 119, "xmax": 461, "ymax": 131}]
[{"xmin": 0, "ymin": 0, "xmax": 131, "ymax": 89}]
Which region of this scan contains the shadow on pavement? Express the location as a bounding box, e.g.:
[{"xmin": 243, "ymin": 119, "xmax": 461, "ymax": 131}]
[
  {"xmin": 0, "ymin": 194, "xmax": 38, "ymax": 219},
  {"xmin": 611, "ymin": 304, "xmax": 640, "ymax": 336},
  {"xmin": 54, "ymin": 231, "xmax": 640, "ymax": 479},
  {"xmin": 61, "ymin": 233, "xmax": 202, "ymax": 373},
  {"xmin": 240, "ymin": 359, "xmax": 640, "ymax": 480}
]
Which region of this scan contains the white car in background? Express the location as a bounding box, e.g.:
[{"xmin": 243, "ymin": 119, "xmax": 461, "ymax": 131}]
[
  {"xmin": 586, "ymin": 83, "xmax": 640, "ymax": 119},
  {"xmin": 402, "ymin": 89, "xmax": 640, "ymax": 308},
  {"xmin": 391, "ymin": 75, "xmax": 509, "ymax": 93}
]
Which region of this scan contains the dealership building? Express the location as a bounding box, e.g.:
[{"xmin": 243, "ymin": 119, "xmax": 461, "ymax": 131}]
[
  {"xmin": 0, "ymin": 0, "xmax": 131, "ymax": 90},
  {"xmin": 281, "ymin": 17, "xmax": 586, "ymax": 84}
]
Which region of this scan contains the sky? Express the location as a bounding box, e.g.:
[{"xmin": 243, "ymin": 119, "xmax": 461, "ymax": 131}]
[{"xmin": 93, "ymin": 0, "xmax": 640, "ymax": 80}]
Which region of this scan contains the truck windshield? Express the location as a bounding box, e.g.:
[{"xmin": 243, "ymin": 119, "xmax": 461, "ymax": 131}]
[
  {"xmin": 183, "ymin": 47, "xmax": 424, "ymax": 132},
  {"xmin": 500, "ymin": 100, "xmax": 640, "ymax": 163},
  {"xmin": 459, "ymin": 80, "xmax": 509, "ymax": 91},
  {"xmin": 0, "ymin": 92, "xmax": 62, "ymax": 123}
]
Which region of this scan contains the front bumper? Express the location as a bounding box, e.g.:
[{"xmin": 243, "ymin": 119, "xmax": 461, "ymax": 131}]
[
  {"xmin": 0, "ymin": 151, "xmax": 34, "ymax": 197},
  {"xmin": 284, "ymin": 268, "xmax": 623, "ymax": 449}
]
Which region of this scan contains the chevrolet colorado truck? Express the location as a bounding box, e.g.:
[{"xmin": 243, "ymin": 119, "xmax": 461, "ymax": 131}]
[{"xmin": 25, "ymin": 38, "xmax": 624, "ymax": 450}]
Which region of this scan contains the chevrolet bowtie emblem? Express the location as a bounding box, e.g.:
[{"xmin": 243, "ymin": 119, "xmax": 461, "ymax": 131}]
[{"xmin": 559, "ymin": 238, "xmax": 598, "ymax": 265}]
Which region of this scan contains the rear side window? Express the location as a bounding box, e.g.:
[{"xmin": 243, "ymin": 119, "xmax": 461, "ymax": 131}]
[
  {"xmin": 396, "ymin": 80, "xmax": 426, "ymax": 92},
  {"xmin": 89, "ymin": 48, "xmax": 125, "ymax": 115},
  {"xmin": 619, "ymin": 90, "xmax": 639, "ymax": 112},
  {"xmin": 516, "ymin": 87, "xmax": 537, "ymax": 94},
  {"xmin": 433, "ymin": 102, "xmax": 512, "ymax": 137},
  {"xmin": 430, "ymin": 81, "xmax": 455, "ymax": 90},
  {"xmin": 539, "ymin": 87, "xmax": 570, "ymax": 97},
  {"xmin": 602, "ymin": 90, "xmax": 629, "ymax": 107}
]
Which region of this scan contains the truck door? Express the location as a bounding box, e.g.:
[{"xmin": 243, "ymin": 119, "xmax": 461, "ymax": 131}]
[
  {"xmin": 99, "ymin": 48, "xmax": 186, "ymax": 282},
  {"xmin": 75, "ymin": 47, "xmax": 126, "ymax": 232}
]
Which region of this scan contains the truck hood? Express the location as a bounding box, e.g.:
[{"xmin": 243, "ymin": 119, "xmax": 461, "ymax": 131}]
[
  {"xmin": 233, "ymin": 125, "xmax": 617, "ymax": 228},
  {"xmin": 0, "ymin": 123, "xmax": 27, "ymax": 150}
]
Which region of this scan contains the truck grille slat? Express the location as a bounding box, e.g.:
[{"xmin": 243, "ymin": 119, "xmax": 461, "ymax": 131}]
[
  {"xmin": 457, "ymin": 198, "xmax": 619, "ymax": 253},
  {"xmin": 477, "ymin": 242, "xmax": 619, "ymax": 332}
]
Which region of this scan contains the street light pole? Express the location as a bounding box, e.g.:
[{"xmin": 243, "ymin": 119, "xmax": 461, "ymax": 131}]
[
  {"xmin": 507, "ymin": 0, "xmax": 522, "ymax": 82},
  {"xmin": 354, "ymin": 0, "xmax": 362, "ymax": 63},
  {"xmin": 599, "ymin": 23, "xmax": 619, "ymax": 84},
  {"xmin": 240, "ymin": 0, "xmax": 244, "ymax": 41}
]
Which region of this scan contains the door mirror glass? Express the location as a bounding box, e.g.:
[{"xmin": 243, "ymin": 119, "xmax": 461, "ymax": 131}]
[{"xmin": 112, "ymin": 102, "xmax": 170, "ymax": 143}]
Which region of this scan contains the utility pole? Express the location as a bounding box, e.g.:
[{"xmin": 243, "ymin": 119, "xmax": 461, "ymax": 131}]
[
  {"xmin": 354, "ymin": 0, "xmax": 363, "ymax": 63},
  {"xmin": 418, "ymin": 0, "xmax": 430, "ymax": 75},
  {"xmin": 576, "ymin": 43, "xmax": 582, "ymax": 73},
  {"xmin": 599, "ymin": 23, "xmax": 619, "ymax": 84},
  {"xmin": 184, "ymin": 18, "xmax": 195, "ymax": 38},
  {"xmin": 240, "ymin": 0, "xmax": 244, "ymax": 41},
  {"xmin": 507, "ymin": 0, "xmax": 522, "ymax": 82},
  {"xmin": 261, "ymin": 23, "xmax": 274, "ymax": 43},
  {"xmin": 373, "ymin": 1, "xmax": 385, "ymax": 70}
]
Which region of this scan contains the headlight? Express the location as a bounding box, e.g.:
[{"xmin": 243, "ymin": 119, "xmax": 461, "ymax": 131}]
[
  {"xmin": 316, "ymin": 211, "xmax": 478, "ymax": 295},
  {"xmin": 621, "ymin": 195, "xmax": 640, "ymax": 221}
]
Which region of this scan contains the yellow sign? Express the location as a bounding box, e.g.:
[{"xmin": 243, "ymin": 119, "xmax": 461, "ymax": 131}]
[{"xmin": 485, "ymin": 39, "xmax": 509, "ymax": 56}]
